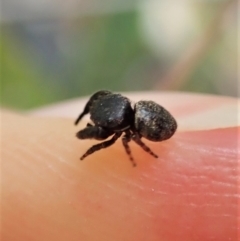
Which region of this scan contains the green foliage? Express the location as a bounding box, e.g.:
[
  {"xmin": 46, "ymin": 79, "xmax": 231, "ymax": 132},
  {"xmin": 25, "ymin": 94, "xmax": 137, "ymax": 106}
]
[
  {"xmin": 1, "ymin": 12, "xmax": 148, "ymax": 109},
  {"xmin": 1, "ymin": 29, "xmax": 60, "ymax": 109}
]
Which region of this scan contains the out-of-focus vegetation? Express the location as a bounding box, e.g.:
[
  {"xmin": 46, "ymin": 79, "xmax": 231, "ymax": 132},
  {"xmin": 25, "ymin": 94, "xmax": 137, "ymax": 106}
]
[
  {"xmin": 2, "ymin": 12, "xmax": 149, "ymax": 108},
  {"xmin": 0, "ymin": 0, "xmax": 238, "ymax": 109}
]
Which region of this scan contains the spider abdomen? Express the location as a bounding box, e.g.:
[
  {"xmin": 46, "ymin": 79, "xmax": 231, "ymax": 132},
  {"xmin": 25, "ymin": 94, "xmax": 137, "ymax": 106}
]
[{"xmin": 134, "ymin": 100, "xmax": 177, "ymax": 142}]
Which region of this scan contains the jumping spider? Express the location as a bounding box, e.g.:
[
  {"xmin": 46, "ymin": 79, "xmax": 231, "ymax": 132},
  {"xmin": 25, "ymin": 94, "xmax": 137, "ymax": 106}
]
[{"xmin": 75, "ymin": 90, "xmax": 177, "ymax": 166}]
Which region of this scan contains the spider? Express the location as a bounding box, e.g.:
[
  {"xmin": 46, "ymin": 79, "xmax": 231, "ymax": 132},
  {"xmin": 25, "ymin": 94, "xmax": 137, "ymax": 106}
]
[{"xmin": 75, "ymin": 90, "xmax": 177, "ymax": 166}]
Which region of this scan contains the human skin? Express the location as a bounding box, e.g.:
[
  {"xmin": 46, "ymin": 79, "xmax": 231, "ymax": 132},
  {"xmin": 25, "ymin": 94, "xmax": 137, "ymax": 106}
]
[{"xmin": 1, "ymin": 92, "xmax": 239, "ymax": 241}]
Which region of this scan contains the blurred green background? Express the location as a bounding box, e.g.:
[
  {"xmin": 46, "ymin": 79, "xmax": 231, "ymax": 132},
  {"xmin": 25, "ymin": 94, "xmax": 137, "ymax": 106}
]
[{"xmin": 1, "ymin": 0, "xmax": 238, "ymax": 109}]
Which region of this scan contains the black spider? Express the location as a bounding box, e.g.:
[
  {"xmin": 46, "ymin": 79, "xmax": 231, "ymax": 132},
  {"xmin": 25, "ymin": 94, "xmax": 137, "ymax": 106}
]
[{"xmin": 75, "ymin": 90, "xmax": 177, "ymax": 166}]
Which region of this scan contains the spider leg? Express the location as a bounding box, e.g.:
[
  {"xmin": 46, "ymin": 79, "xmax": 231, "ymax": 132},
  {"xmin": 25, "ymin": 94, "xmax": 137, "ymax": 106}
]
[
  {"xmin": 122, "ymin": 130, "xmax": 136, "ymax": 166},
  {"xmin": 80, "ymin": 132, "xmax": 122, "ymax": 160},
  {"xmin": 132, "ymin": 133, "xmax": 158, "ymax": 158},
  {"xmin": 76, "ymin": 126, "xmax": 113, "ymax": 140}
]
